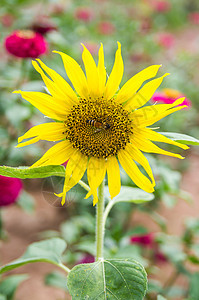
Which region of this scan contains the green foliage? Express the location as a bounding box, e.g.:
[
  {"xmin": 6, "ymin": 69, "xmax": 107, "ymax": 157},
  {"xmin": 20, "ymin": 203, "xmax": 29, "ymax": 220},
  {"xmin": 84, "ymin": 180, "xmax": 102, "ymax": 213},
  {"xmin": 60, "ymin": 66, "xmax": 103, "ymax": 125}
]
[
  {"xmin": 17, "ymin": 190, "xmax": 35, "ymax": 213},
  {"xmin": 67, "ymin": 259, "xmax": 147, "ymax": 300},
  {"xmin": 0, "ymin": 165, "xmax": 65, "ymax": 179},
  {"xmin": 110, "ymin": 187, "xmax": 155, "ymax": 204},
  {"xmin": 188, "ymin": 273, "xmax": 199, "ymax": 299},
  {"xmin": 0, "ymin": 238, "xmax": 67, "ymax": 275},
  {"xmin": 0, "ymin": 274, "xmax": 28, "ymax": 300},
  {"xmin": 159, "ymin": 132, "xmax": 199, "ymax": 146},
  {"xmin": 45, "ymin": 271, "xmax": 68, "ymax": 292}
]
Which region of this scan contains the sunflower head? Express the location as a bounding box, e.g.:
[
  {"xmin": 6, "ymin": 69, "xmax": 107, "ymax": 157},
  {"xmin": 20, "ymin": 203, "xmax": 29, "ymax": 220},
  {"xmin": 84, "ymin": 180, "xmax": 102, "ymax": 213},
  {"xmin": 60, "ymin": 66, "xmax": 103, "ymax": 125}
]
[{"xmin": 14, "ymin": 43, "xmax": 189, "ymax": 205}]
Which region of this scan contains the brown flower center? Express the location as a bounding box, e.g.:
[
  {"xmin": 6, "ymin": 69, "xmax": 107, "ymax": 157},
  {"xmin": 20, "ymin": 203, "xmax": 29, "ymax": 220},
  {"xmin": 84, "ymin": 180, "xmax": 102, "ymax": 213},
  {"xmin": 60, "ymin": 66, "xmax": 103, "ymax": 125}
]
[{"xmin": 64, "ymin": 97, "xmax": 133, "ymax": 158}]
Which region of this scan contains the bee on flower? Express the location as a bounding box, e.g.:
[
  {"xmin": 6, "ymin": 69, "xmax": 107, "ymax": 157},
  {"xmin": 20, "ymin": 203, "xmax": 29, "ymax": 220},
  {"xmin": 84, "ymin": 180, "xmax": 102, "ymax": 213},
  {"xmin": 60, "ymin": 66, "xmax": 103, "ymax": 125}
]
[{"xmin": 14, "ymin": 43, "xmax": 189, "ymax": 205}]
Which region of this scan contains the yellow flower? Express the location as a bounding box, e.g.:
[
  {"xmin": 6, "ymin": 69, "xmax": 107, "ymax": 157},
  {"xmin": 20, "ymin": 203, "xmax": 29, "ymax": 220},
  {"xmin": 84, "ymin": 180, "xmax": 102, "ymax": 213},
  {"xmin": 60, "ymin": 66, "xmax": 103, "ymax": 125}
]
[{"xmin": 14, "ymin": 43, "xmax": 188, "ymax": 205}]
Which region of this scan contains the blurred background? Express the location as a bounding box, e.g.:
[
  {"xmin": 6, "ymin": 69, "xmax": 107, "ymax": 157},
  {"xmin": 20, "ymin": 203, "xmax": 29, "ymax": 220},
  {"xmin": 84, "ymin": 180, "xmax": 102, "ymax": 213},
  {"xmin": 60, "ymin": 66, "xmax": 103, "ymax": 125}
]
[{"xmin": 0, "ymin": 0, "xmax": 199, "ymax": 299}]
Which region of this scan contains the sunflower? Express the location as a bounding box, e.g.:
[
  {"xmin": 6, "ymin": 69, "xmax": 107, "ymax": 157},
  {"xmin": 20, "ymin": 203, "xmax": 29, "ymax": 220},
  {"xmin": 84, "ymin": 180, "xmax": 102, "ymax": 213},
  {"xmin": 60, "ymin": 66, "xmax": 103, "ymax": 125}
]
[{"xmin": 14, "ymin": 43, "xmax": 188, "ymax": 205}]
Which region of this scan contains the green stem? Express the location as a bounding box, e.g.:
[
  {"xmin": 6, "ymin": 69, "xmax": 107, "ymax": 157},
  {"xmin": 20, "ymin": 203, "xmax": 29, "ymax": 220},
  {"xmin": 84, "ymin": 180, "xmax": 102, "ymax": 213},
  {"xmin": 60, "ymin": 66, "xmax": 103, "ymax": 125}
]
[
  {"xmin": 58, "ymin": 263, "xmax": 71, "ymax": 274},
  {"xmin": 78, "ymin": 180, "xmax": 90, "ymax": 192},
  {"xmin": 96, "ymin": 179, "xmax": 105, "ymax": 261},
  {"xmin": 103, "ymin": 198, "xmax": 115, "ymax": 228}
]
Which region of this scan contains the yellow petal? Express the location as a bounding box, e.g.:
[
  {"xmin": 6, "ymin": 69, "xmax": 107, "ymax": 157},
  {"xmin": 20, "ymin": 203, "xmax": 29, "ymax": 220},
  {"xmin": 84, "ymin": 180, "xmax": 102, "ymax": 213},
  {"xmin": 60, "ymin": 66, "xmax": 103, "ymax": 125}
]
[
  {"xmin": 53, "ymin": 50, "xmax": 89, "ymax": 99},
  {"xmin": 134, "ymin": 128, "xmax": 189, "ymax": 150},
  {"xmin": 132, "ymin": 134, "xmax": 185, "ymax": 159},
  {"xmin": 98, "ymin": 43, "xmax": 106, "ymax": 96},
  {"xmin": 104, "ymin": 42, "xmax": 124, "ymax": 100},
  {"xmin": 81, "ymin": 44, "xmax": 99, "ymax": 97},
  {"xmin": 31, "ymin": 140, "xmax": 75, "ymax": 167},
  {"xmin": 58, "ymin": 151, "xmax": 88, "ymax": 205},
  {"xmin": 35, "ymin": 59, "xmax": 78, "ymax": 104},
  {"xmin": 85, "ymin": 157, "xmax": 106, "ymax": 205},
  {"xmin": 107, "ymin": 156, "xmax": 121, "ymax": 199},
  {"xmin": 116, "ymin": 64, "xmax": 162, "ymax": 104},
  {"xmin": 17, "ymin": 122, "xmax": 65, "ymax": 148},
  {"xmin": 13, "ymin": 91, "xmax": 69, "ymax": 121},
  {"xmin": 124, "ymin": 73, "xmax": 170, "ymax": 111},
  {"xmin": 118, "ymin": 149, "xmax": 154, "ymax": 193},
  {"xmin": 125, "ymin": 143, "xmax": 155, "ymax": 186},
  {"xmin": 131, "ymin": 97, "xmax": 186, "ymax": 127}
]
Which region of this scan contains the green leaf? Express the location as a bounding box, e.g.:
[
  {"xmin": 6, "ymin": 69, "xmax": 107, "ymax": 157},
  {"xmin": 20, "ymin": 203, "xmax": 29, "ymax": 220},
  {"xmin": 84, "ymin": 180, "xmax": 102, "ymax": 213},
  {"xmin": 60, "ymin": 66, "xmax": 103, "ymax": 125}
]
[
  {"xmin": 189, "ymin": 273, "xmax": 199, "ymax": 299},
  {"xmin": 0, "ymin": 238, "xmax": 67, "ymax": 275},
  {"xmin": 158, "ymin": 132, "xmax": 199, "ymax": 146},
  {"xmin": 113, "ymin": 187, "xmax": 154, "ymax": 204},
  {"xmin": 45, "ymin": 271, "xmax": 68, "ymax": 292},
  {"xmin": 17, "ymin": 190, "xmax": 35, "ymax": 213},
  {"xmin": 67, "ymin": 258, "xmax": 147, "ymax": 299},
  {"xmin": 0, "ymin": 165, "xmax": 65, "ymax": 179},
  {"xmin": 0, "ymin": 294, "xmax": 6, "ymax": 300},
  {"xmin": 0, "ymin": 274, "xmax": 28, "ymax": 300}
]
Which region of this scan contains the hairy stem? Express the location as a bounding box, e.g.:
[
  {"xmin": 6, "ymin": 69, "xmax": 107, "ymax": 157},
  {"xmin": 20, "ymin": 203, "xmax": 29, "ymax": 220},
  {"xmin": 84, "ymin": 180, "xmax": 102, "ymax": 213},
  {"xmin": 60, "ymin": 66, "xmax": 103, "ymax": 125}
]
[{"xmin": 96, "ymin": 179, "xmax": 105, "ymax": 260}]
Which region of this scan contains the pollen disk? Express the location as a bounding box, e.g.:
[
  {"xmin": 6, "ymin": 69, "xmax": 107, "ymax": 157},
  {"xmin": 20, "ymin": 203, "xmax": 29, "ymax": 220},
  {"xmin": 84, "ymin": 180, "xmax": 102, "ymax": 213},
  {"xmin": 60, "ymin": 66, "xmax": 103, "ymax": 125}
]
[{"xmin": 64, "ymin": 98, "xmax": 133, "ymax": 158}]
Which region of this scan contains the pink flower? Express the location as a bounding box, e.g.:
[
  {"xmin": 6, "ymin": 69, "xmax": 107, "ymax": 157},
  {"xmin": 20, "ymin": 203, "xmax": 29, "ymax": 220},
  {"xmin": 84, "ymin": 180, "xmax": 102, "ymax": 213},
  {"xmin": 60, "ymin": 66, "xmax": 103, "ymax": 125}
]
[
  {"xmin": 82, "ymin": 42, "xmax": 98, "ymax": 55},
  {"xmin": 77, "ymin": 254, "xmax": 95, "ymax": 264},
  {"xmin": 130, "ymin": 233, "xmax": 154, "ymax": 247},
  {"xmin": 152, "ymin": 0, "xmax": 171, "ymax": 13},
  {"xmin": 75, "ymin": 7, "xmax": 93, "ymax": 22},
  {"xmin": 4, "ymin": 30, "xmax": 47, "ymax": 58},
  {"xmin": 188, "ymin": 12, "xmax": 199, "ymax": 25},
  {"xmin": 0, "ymin": 14, "xmax": 14, "ymax": 27},
  {"xmin": 157, "ymin": 32, "xmax": 175, "ymax": 48},
  {"xmin": 98, "ymin": 21, "xmax": 115, "ymax": 35},
  {"xmin": 154, "ymin": 251, "xmax": 168, "ymax": 263},
  {"xmin": 152, "ymin": 88, "xmax": 191, "ymax": 108},
  {"xmin": 0, "ymin": 175, "xmax": 23, "ymax": 207}
]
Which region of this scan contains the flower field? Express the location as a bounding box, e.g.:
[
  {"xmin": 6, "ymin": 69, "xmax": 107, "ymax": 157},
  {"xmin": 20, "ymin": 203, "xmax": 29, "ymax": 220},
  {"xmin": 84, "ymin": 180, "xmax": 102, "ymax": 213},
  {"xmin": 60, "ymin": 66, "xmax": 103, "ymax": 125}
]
[{"xmin": 0, "ymin": 0, "xmax": 199, "ymax": 299}]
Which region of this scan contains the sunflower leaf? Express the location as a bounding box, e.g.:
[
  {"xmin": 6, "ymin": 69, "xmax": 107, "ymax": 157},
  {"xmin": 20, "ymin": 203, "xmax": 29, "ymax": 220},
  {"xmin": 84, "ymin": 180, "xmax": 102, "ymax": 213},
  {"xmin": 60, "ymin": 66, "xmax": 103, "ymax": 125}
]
[
  {"xmin": 158, "ymin": 132, "xmax": 199, "ymax": 146},
  {"xmin": 106, "ymin": 186, "xmax": 154, "ymax": 204},
  {"xmin": 0, "ymin": 238, "xmax": 67, "ymax": 275},
  {"xmin": 67, "ymin": 258, "xmax": 147, "ymax": 299},
  {"xmin": 0, "ymin": 165, "xmax": 65, "ymax": 179}
]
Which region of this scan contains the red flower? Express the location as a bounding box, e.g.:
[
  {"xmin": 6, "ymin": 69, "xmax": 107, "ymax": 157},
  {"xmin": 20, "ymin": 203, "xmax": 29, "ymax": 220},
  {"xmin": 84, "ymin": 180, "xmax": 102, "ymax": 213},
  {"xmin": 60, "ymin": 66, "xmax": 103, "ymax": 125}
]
[
  {"xmin": 0, "ymin": 14, "xmax": 14, "ymax": 27},
  {"xmin": 4, "ymin": 30, "xmax": 47, "ymax": 58},
  {"xmin": 0, "ymin": 175, "xmax": 23, "ymax": 207},
  {"xmin": 154, "ymin": 251, "xmax": 168, "ymax": 263},
  {"xmin": 75, "ymin": 7, "xmax": 93, "ymax": 22},
  {"xmin": 157, "ymin": 32, "xmax": 175, "ymax": 48},
  {"xmin": 189, "ymin": 12, "xmax": 199, "ymax": 25},
  {"xmin": 98, "ymin": 21, "xmax": 115, "ymax": 35},
  {"xmin": 130, "ymin": 233, "xmax": 154, "ymax": 247},
  {"xmin": 153, "ymin": 0, "xmax": 171, "ymax": 13},
  {"xmin": 78, "ymin": 254, "xmax": 95, "ymax": 264}
]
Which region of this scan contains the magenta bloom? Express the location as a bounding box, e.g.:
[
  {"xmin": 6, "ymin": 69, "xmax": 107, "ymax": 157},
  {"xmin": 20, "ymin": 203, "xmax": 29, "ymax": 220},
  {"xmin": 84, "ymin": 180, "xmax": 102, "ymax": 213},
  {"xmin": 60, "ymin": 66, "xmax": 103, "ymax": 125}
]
[
  {"xmin": 154, "ymin": 251, "xmax": 168, "ymax": 263},
  {"xmin": 189, "ymin": 12, "xmax": 199, "ymax": 25},
  {"xmin": 75, "ymin": 7, "xmax": 93, "ymax": 22},
  {"xmin": 130, "ymin": 233, "xmax": 154, "ymax": 247},
  {"xmin": 157, "ymin": 32, "xmax": 175, "ymax": 48},
  {"xmin": 78, "ymin": 254, "xmax": 95, "ymax": 264},
  {"xmin": 152, "ymin": 0, "xmax": 171, "ymax": 13},
  {"xmin": 0, "ymin": 175, "xmax": 23, "ymax": 207},
  {"xmin": 4, "ymin": 30, "xmax": 47, "ymax": 58},
  {"xmin": 98, "ymin": 21, "xmax": 115, "ymax": 35},
  {"xmin": 152, "ymin": 88, "xmax": 191, "ymax": 108}
]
